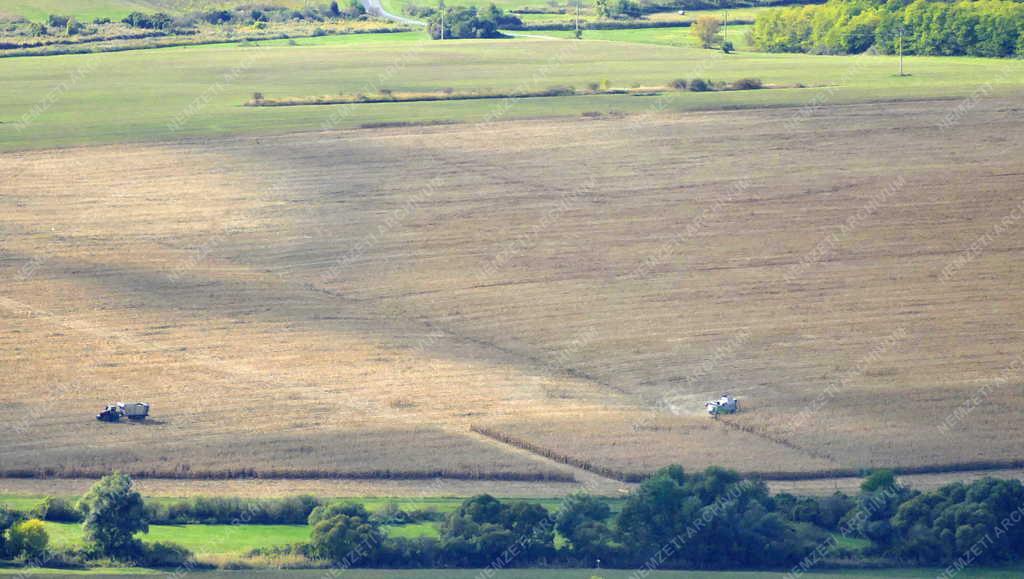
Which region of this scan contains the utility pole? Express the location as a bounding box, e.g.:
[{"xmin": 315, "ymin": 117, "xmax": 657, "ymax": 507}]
[
  {"xmin": 723, "ymin": 10, "xmax": 728, "ymax": 43},
  {"xmin": 439, "ymin": 0, "xmax": 445, "ymax": 40},
  {"xmin": 898, "ymin": 27, "xmax": 904, "ymax": 76},
  {"xmin": 575, "ymin": 0, "xmax": 580, "ymax": 38}
]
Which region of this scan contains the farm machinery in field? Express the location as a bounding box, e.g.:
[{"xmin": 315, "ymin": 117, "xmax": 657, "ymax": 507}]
[
  {"xmin": 97, "ymin": 402, "xmax": 150, "ymax": 422},
  {"xmin": 705, "ymin": 394, "xmax": 739, "ymax": 418}
]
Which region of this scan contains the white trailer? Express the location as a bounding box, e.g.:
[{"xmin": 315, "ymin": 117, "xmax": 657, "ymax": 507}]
[{"xmin": 118, "ymin": 402, "xmax": 150, "ymax": 420}]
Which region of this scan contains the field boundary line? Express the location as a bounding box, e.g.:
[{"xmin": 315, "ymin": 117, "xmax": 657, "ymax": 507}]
[{"xmin": 470, "ymin": 424, "xmax": 1024, "ymax": 483}]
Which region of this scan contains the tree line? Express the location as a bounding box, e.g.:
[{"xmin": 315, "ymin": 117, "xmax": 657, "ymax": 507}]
[
  {"xmin": 750, "ymin": 0, "xmax": 1024, "ymax": 57},
  {"xmin": 3, "ymin": 468, "xmax": 1024, "ymax": 570}
]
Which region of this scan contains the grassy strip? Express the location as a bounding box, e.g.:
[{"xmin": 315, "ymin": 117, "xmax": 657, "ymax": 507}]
[
  {"xmin": 505, "ymin": 18, "xmax": 753, "ymax": 30},
  {"xmin": 0, "ymin": 469, "xmax": 576, "ymax": 483},
  {"xmin": 0, "ymin": 23, "xmax": 412, "ymax": 58},
  {"xmin": 245, "ymin": 81, "xmax": 778, "ymax": 106}
]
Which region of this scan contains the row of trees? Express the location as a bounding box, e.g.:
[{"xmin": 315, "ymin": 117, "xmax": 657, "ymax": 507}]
[
  {"xmin": 119, "ymin": 1, "xmax": 366, "ymax": 31},
  {"xmin": 5, "ymin": 469, "xmax": 1024, "ymax": 570},
  {"xmin": 750, "ymin": 0, "xmax": 1024, "ymax": 57}
]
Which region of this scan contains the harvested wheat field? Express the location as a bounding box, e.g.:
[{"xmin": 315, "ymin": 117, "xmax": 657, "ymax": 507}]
[{"xmin": 2, "ymin": 97, "xmax": 1023, "ymax": 484}]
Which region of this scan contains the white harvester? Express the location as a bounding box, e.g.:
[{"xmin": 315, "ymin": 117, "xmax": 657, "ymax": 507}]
[{"xmin": 704, "ymin": 394, "xmax": 739, "ymax": 418}]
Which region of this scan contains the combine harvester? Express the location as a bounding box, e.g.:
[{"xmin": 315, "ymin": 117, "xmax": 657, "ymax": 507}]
[{"xmin": 705, "ymin": 394, "xmax": 739, "ymax": 419}]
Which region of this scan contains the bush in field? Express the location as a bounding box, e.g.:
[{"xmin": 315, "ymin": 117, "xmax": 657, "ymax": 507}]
[
  {"xmin": 0, "ymin": 507, "xmax": 22, "ymax": 556},
  {"xmin": 121, "ymin": 11, "xmax": 174, "ymax": 30},
  {"xmin": 731, "ymin": 77, "xmax": 762, "ymax": 90},
  {"xmin": 670, "ymin": 78, "xmax": 687, "ymax": 89},
  {"xmin": 79, "ymin": 473, "xmax": 148, "ymax": 557},
  {"xmin": 138, "ymin": 541, "xmax": 194, "ymax": 567},
  {"xmin": 688, "ymin": 78, "xmax": 711, "ymax": 91},
  {"xmin": 146, "ymin": 495, "xmax": 320, "ymax": 525},
  {"xmin": 47, "ymin": 14, "xmax": 70, "ymax": 28},
  {"xmin": 202, "ymin": 10, "xmax": 233, "ymax": 24},
  {"xmin": 31, "ymin": 497, "xmax": 82, "ymax": 523},
  {"xmin": 309, "ymin": 502, "xmax": 371, "ymax": 527},
  {"xmin": 8, "ymin": 519, "xmax": 49, "ymax": 559},
  {"xmin": 691, "ymin": 15, "xmax": 722, "ymax": 48}
]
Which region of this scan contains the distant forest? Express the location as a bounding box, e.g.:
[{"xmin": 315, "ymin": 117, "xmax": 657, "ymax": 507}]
[{"xmin": 751, "ymin": 0, "xmax": 1024, "ymax": 56}]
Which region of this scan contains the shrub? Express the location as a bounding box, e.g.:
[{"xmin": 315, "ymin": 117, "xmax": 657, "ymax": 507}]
[
  {"xmin": 688, "ymin": 78, "xmax": 710, "ymax": 91},
  {"xmin": 8, "ymin": 519, "xmax": 49, "ymax": 559},
  {"xmin": 139, "ymin": 541, "xmax": 193, "ymax": 567},
  {"xmin": 31, "ymin": 497, "xmax": 82, "ymax": 523},
  {"xmin": 0, "ymin": 507, "xmax": 22, "ymax": 556},
  {"xmin": 543, "ymin": 85, "xmax": 575, "ymax": 96},
  {"xmin": 731, "ymin": 77, "xmax": 762, "ymax": 90},
  {"xmin": 670, "ymin": 78, "xmax": 687, "ymax": 89},
  {"xmin": 309, "ymin": 503, "xmax": 371, "ymax": 527},
  {"xmin": 721, "ymin": 40, "xmax": 734, "ymax": 53},
  {"xmin": 202, "ymin": 10, "xmax": 233, "ymax": 24},
  {"xmin": 47, "ymin": 14, "xmax": 70, "ymax": 28}
]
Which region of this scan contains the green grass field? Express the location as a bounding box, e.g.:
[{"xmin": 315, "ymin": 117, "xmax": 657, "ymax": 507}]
[
  {"xmin": 539, "ymin": 24, "xmax": 754, "ymax": 49},
  {"xmin": 0, "ymin": 0, "xmax": 312, "ymax": 23},
  {"xmin": 1, "ymin": 32, "xmax": 1022, "ymax": 152},
  {"xmin": 4, "ymin": 567, "xmax": 1024, "ymax": 577},
  {"xmin": 43, "ymin": 522, "xmax": 312, "ymax": 554}
]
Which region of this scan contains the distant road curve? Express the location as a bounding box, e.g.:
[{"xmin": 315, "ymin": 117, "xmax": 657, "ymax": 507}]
[
  {"xmin": 358, "ymin": 0, "xmax": 556, "ymax": 38},
  {"xmin": 359, "ymin": 0, "xmax": 425, "ymax": 26}
]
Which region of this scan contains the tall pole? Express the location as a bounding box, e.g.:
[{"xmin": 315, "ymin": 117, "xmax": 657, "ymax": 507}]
[
  {"xmin": 575, "ymin": 0, "xmax": 580, "ymax": 37},
  {"xmin": 898, "ymin": 28, "xmax": 904, "ymax": 76},
  {"xmin": 723, "ymin": 10, "xmax": 728, "ymax": 44},
  {"xmin": 440, "ymin": 2, "xmax": 445, "ymax": 40}
]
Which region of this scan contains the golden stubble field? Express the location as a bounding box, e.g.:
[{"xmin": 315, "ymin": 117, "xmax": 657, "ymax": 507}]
[{"xmin": 2, "ymin": 97, "xmax": 1023, "ymax": 485}]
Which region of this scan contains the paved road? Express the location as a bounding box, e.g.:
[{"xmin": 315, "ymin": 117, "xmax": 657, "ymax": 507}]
[
  {"xmin": 357, "ymin": 0, "xmax": 557, "ymax": 38},
  {"xmin": 359, "ymin": 0, "xmax": 425, "ymax": 26}
]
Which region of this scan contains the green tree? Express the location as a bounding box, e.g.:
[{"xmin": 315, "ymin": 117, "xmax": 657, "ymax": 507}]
[
  {"xmin": 310, "ymin": 511, "xmax": 385, "ymax": 565},
  {"xmin": 692, "ymin": 15, "xmax": 723, "ymax": 48},
  {"xmin": 8, "ymin": 519, "xmax": 49, "ymax": 559},
  {"xmin": 79, "ymin": 473, "xmax": 148, "ymax": 557},
  {"xmin": 555, "ymin": 493, "xmax": 613, "ymax": 563},
  {"xmin": 0, "ymin": 507, "xmax": 23, "ymax": 556}
]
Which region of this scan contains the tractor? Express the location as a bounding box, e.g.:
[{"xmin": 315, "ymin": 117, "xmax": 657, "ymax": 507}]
[
  {"xmin": 705, "ymin": 394, "xmax": 739, "ymax": 418},
  {"xmin": 97, "ymin": 402, "xmax": 150, "ymax": 422}
]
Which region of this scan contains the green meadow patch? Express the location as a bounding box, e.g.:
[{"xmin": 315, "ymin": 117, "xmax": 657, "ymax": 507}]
[{"xmin": 2, "ymin": 34, "xmax": 1021, "ymax": 151}]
